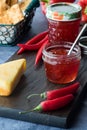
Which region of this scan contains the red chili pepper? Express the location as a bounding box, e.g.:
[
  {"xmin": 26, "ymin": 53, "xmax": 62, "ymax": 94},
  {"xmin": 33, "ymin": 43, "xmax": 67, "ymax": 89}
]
[
  {"xmin": 78, "ymin": 1, "xmax": 86, "ymax": 9},
  {"xmin": 35, "ymin": 39, "xmax": 48, "ymax": 66},
  {"xmin": 78, "ymin": 0, "xmax": 87, "ymax": 5},
  {"xmin": 84, "ymin": 0, "xmax": 87, "ymax": 4},
  {"xmin": 78, "ymin": 0, "xmax": 87, "ymax": 22},
  {"xmin": 27, "ymin": 82, "xmax": 80, "ymax": 100},
  {"xmin": 17, "ymin": 30, "xmax": 48, "ymax": 54},
  {"xmin": 82, "ymin": 13, "xmax": 87, "ymax": 22},
  {"xmin": 19, "ymin": 94, "xmax": 74, "ymax": 114},
  {"xmin": 17, "ymin": 35, "xmax": 48, "ymax": 51},
  {"xmin": 40, "ymin": 2, "xmax": 47, "ymax": 14}
]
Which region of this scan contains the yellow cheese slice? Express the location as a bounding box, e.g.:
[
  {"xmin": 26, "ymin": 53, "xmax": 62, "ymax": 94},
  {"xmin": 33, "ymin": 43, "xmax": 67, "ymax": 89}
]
[{"xmin": 0, "ymin": 58, "xmax": 26, "ymax": 96}]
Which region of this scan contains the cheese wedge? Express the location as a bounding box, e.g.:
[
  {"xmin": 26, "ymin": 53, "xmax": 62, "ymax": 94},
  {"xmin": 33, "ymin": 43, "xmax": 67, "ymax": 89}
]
[{"xmin": 0, "ymin": 58, "xmax": 26, "ymax": 96}]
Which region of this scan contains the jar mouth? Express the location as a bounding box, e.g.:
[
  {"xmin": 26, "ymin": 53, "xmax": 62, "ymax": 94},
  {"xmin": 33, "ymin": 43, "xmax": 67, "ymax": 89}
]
[{"xmin": 42, "ymin": 42, "xmax": 81, "ymax": 60}]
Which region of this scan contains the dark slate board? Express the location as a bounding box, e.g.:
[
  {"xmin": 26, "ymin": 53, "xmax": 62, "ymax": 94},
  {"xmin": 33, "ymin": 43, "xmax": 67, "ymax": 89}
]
[{"xmin": 0, "ymin": 49, "xmax": 87, "ymax": 128}]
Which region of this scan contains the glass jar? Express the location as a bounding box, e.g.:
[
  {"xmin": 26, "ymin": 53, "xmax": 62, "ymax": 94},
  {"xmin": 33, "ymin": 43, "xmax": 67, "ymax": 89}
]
[
  {"xmin": 42, "ymin": 41, "xmax": 81, "ymax": 84},
  {"xmin": 79, "ymin": 36, "xmax": 87, "ymax": 55},
  {"xmin": 46, "ymin": 2, "xmax": 82, "ymax": 43}
]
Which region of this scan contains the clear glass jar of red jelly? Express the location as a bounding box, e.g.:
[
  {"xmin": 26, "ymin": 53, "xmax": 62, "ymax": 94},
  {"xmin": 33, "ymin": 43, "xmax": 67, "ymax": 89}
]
[
  {"xmin": 46, "ymin": 2, "xmax": 82, "ymax": 43},
  {"xmin": 42, "ymin": 41, "xmax": 81, "ymax": 84}
]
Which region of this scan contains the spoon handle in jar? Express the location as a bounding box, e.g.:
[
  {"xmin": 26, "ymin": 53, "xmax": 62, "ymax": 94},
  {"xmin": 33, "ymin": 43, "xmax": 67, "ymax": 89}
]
[{"xmin": 68, "ymin": 24, "xmax": 87, "ymax": 55}]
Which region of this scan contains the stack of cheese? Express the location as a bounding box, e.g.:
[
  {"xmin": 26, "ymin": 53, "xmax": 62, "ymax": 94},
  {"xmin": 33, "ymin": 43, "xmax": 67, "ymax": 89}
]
[{"xmin": 0, "ymin": 58, "xmax": 26, "ymax": 96}]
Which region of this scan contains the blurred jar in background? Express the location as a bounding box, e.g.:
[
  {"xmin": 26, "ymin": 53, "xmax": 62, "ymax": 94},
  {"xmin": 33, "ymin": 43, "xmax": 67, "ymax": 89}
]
[{"xmin": 46, "ymin": 2, "xmax": 82, "ymax": 43}]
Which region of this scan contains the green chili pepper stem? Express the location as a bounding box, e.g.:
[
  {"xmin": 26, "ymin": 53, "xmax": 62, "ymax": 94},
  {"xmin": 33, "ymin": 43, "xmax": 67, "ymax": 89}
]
[
  {"xmin": 27, "ymin": 94, "xmax": 40, "ymax": 99},
  {"xmin": 33, "ymin": 104, "xmax": 42, "ymax": 112},
  {"xmin": 19, "ymin": 104, "xmax": 42, "ymax": 114},
  {"xmin": 27, "ymin": 92, "xmax": 46, "ymax": 100},
  {"xmin": 19, "ymin": 110, "xmax": 33, "ymax": 114},
  {"xmin": 40, "ymin": 92, "xmax": 46, "ymax": 99}
]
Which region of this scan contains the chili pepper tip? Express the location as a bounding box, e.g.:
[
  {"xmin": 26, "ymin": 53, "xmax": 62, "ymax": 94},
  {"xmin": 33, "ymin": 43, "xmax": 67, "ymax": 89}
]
[{"xmin": 17, "ymin": 48, "xmax": 24, "ymax": 55}]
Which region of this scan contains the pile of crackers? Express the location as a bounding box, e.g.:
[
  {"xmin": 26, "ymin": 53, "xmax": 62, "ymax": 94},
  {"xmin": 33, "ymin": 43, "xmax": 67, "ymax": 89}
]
[{"xmin": 0, "ymin": 0, "xmax": 31, "ymax": 24}]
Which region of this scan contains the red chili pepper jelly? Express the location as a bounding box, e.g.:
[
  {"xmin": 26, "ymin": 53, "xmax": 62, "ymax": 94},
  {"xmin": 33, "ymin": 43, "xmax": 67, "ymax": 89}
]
[
  {"xmin": 42, "ymin": 42, "xmax": 81, "ymax": 84},
  {"xmin": 46, "ymin": 3, "xmax": 82, "ymax": 43}
]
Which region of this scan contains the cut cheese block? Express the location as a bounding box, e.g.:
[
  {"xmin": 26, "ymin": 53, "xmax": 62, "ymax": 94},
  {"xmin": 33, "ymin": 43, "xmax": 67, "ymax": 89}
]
[{"xmin": 0, "ymin": 58, "xmax": 26, "ymax": 96}]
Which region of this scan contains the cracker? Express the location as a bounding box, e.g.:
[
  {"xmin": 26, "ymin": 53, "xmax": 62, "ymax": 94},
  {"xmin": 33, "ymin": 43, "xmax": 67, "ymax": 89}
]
[
  {"xmin": 19, "ymin": 0, "xmax": 31, "ymax": 11},
  {"xmin": 0, "ymin": 14, "xmax": 12, "ymax": 24},
  {"xmin": 7, "ymin": 4, "xmax": 24, "ymax": 24},
  {"xmin": 11, "ymin": 0, "xmax": 18, "ymax": 6},
  {"xmin": 6, "ymin": 0, "xmax": 11, "ymax": 6},
  {"xmin": 0, "ymin": 0, "xmax": 9, "ymax": 15}
]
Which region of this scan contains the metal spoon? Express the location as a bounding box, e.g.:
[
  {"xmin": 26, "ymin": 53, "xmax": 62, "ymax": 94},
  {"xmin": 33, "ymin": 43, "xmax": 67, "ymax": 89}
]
[{"xmin": 68, "ymin": 24, "xmax": 87, "ymax": 55}]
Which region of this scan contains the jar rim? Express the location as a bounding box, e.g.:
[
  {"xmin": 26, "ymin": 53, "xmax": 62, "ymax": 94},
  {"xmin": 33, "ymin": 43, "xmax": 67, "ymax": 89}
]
[{"xmin": 42, "ymin": 42, "xmax": 81, "ymax": 60}]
